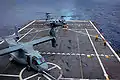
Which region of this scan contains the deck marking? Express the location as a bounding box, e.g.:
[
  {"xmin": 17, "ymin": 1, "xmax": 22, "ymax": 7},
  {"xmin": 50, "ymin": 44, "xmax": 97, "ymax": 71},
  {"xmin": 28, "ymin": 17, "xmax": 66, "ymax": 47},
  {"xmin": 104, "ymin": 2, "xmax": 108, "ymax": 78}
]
[
  {"xmin": 41, "ymin": 52, "xmax": 114, "ymax": 57},
  {"xmin": 23, "ymin": 73, "xmax": 39, "ymax": 80},
  {"xmin": 76, "ymin": 53, "xmax": 80, "ymax": 55},
  {"xmin": 19, "ymin": 62, "xmax": 62, "ymax": 80},
  {"xmin": 37, "ymin": 77, "xmax": 41, "ymax": 80},
  {"xmin": 60, "ymin": 78, "xmax": 93, "ymax": 80},
  {"xmin": 48, "ymin": 65, "xmax": 57, "ymax": 71},
  {"xmin": 89, "ymin": 20, "xmax": 120, "ymax": 62},
  {"xmin": 18, "ymin": 20, "xmax": 36, "ymax": 32},
  {"xmin": 62, "ymin": 53, "xmax": 65, "ymax": 55},
  {"xmin": 68, "ymin": 29, "xmax": 101, "ymax": 39},
  {"xmin": 71, "ymin": 53, "xmax": 75, "ymax": 55},
  {"xmin": 0, "ymin": 40, "xmax": 4, "ymax": 44},
  {"xmin": 57, "ymin": 53, "xmax": 61, "ymax": 55},
  {"xmin": 29, "ymin": 29, "xmax": 46, "ymax": 41},
  {"xmin": 52, "ymin": 52, "xmax": 56, "ymax": 54},
  {"xmin": 76, "ymin": 32, "xmax": 84, "ymax": 78},
  {"xmin": 42, "ymin": 52, "xmax": 46, "ymax": 54},
  {"xmin": 81, "ymin": 54, "xmax": 85, "ymax": 56},
  {"xmin": 19, "ymin": 67, "xmax": 26, "ymax": 80},
  {"xmin": 47, "ymin": 52, "xmax": 51, "ymax": 54},
  {"xmin": 0, "ymin": 74, "xmax": 19, "ymax": 77},
  {"xmin": 29, "ymin": 30, "xmax": 40, "ymax": 41},
  {"xmin": 67, "ymin": 53, "xmax": 70, "ymax": 55},
  {"xmin": 17, "ymin": 28, "xmax": 34, "ymax": 42},
  {"xmin": 91, "ymin": 54, "xmax": 95, "ymax": 56},
  {"xmin": 21, "ymin": 28, "xmax": 49, "ymax": 34},
  {"xmin": 68, "ymin": 29, "xmax": 95, "ymax": 31},
  {"xmin": 87, "ymin": 55, "xmax": 90, "ymax": 57},
  {"xmin": 12, "ymin": 20, "xmax": 35, "ymax": 38},
  {"xmin": 24, "ymin": 28, "xmax": 50, "ymax": 41},
  {"xmin": 46, "ymin": 62, "xmax": 63, "ymax": 80},
  {"xmin": 105, "ymin": 55, "xmax": 108, "ymax": 57},
  {"xmin": 67, "ymin": 20, "xmax": 89, "ymax": 22},
  {"xmin": 43, "ymin": 74, "xmax": 52, "ymax": 80},
  {"xmin": 43, "ymin": 71, "xmax": 56, "ymax": 80},
  {"xmin": 111, "ymin": 55, "xmax": 114, "ymax": 56},
  {"xmin": 85, "ymin": 28, "xmax": 109, "ymax": 80},
  {"xmin": 101, "ymin": 54, "xmax": 104, "ymax": 56}
]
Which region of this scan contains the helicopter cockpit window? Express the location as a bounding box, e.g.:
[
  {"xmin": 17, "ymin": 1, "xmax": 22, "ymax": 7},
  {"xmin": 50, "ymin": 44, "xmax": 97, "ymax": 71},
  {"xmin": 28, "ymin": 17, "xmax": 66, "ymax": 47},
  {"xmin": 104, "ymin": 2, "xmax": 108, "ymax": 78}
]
[
  {"xmin": 36, "ymin": 58, "xmax": 45, "ymax": 65},
  {"xmin": 32, "ymin": 56, "xmax": 38, "ymax": 65},
  {"xmin": 32, "ymin": 56, "xmax": 45, "ymax": 65},
  {"xmin": 39, "ymin": 57, "xmax": 45, "ymax": 63}
]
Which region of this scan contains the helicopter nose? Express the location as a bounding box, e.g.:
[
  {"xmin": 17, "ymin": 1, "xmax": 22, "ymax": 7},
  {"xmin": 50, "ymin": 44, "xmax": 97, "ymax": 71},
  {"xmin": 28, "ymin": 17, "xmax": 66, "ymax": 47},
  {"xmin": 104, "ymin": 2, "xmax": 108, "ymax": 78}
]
[{"xmin": 40, "ymin": 63, "xmax": 48, "ymax": 71}]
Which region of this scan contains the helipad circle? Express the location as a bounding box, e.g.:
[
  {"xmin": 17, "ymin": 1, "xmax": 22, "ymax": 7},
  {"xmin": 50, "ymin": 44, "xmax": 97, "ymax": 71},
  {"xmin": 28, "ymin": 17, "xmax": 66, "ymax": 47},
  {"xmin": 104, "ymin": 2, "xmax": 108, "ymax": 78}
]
[{"xmin": 19, "ymin": 62, "xmax": 63, "ymax": 80}]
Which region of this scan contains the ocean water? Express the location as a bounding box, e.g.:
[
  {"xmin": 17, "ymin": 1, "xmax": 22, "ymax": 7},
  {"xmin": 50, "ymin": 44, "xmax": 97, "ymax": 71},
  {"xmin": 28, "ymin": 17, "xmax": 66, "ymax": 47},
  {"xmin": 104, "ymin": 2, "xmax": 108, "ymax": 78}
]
[{"xmin": 0, "ymin": 0, "xmax": 120, "ymax": 50}]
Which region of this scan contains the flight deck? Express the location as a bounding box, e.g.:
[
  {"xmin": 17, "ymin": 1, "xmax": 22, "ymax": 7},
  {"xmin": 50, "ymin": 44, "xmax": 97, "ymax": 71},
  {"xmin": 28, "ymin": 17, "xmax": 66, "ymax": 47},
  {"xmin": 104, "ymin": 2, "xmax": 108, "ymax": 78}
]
[{"xmin": 0, "ymin": 20, "xmax": 120, "ymax": 80}]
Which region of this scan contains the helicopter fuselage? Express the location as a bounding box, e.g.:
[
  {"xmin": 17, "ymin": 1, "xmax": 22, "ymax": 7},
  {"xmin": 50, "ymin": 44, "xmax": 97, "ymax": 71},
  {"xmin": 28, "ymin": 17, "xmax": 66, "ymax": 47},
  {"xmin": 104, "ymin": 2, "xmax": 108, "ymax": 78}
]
[{"xmin": 10, "ymin": 48, "xmax": 48, "ymax": 72}]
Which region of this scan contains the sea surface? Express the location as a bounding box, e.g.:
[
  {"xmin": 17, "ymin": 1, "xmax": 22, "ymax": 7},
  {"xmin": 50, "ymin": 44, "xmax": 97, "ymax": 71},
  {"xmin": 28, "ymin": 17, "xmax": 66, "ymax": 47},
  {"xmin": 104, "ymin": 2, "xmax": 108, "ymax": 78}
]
[{"xmin": 0, "ymin": 0, "xmax": 120, "ymax": 50}]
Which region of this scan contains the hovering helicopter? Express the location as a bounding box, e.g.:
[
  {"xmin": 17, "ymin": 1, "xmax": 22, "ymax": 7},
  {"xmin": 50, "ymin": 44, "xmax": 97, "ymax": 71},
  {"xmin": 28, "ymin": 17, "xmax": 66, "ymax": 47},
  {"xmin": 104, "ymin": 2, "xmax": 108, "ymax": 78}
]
[{"xmin": 0, "ymin": 13, "xmax": 68, "ymax": 72}]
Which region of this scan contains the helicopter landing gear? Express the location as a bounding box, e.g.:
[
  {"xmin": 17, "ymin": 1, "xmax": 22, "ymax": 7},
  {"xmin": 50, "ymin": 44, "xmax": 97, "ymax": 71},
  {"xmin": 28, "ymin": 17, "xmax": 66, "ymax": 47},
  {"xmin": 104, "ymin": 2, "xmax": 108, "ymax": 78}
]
[
  {"xmin": 9, "ymin": 56, "xmax": 14, "ymax": 62},
  {"xmin": 49, "ymin": 28, "xmax": 56, "ymax": 37},
  {"xmin": 51, "ymin": 38, "xmax": 57, "ymax": 47},
  {"xmin": 26, "ymin": 65, "xmax": 31, "ymax": 71}
]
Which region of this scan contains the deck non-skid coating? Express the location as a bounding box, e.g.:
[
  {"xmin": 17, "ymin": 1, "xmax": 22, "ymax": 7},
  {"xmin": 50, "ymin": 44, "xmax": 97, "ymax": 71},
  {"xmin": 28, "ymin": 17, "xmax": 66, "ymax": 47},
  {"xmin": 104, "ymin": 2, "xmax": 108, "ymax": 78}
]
[{"xmin": 0, "ymin": 20, "xmax": 120, "ymax": 80}]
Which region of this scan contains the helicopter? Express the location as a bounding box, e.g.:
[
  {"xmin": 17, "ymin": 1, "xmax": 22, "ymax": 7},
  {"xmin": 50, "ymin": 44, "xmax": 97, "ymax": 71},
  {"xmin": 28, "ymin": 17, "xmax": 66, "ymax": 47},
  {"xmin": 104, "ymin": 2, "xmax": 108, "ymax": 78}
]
[
  {"xmin": 0, "ymin": 13, "xmax": 68, "ymax": 72},
  {"xmin": 0, "ymin": 30, "xmax": 57, "ymax": 72}
]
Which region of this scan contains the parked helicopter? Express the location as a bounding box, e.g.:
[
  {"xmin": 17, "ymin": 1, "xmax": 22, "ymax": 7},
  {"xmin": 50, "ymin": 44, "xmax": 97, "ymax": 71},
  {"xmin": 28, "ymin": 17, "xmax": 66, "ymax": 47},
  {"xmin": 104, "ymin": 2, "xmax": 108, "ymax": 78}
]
[{"xmin": 0, "ymin": 13, "xmax": 68, "ymax": 72}]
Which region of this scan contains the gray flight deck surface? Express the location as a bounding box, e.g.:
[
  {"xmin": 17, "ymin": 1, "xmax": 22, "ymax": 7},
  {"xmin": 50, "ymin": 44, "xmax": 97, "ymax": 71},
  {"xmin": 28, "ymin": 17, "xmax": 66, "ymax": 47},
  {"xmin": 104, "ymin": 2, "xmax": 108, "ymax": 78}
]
[{"xmin": 0, "ymin": 20, "xmax": 120, "ymax": 80}]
